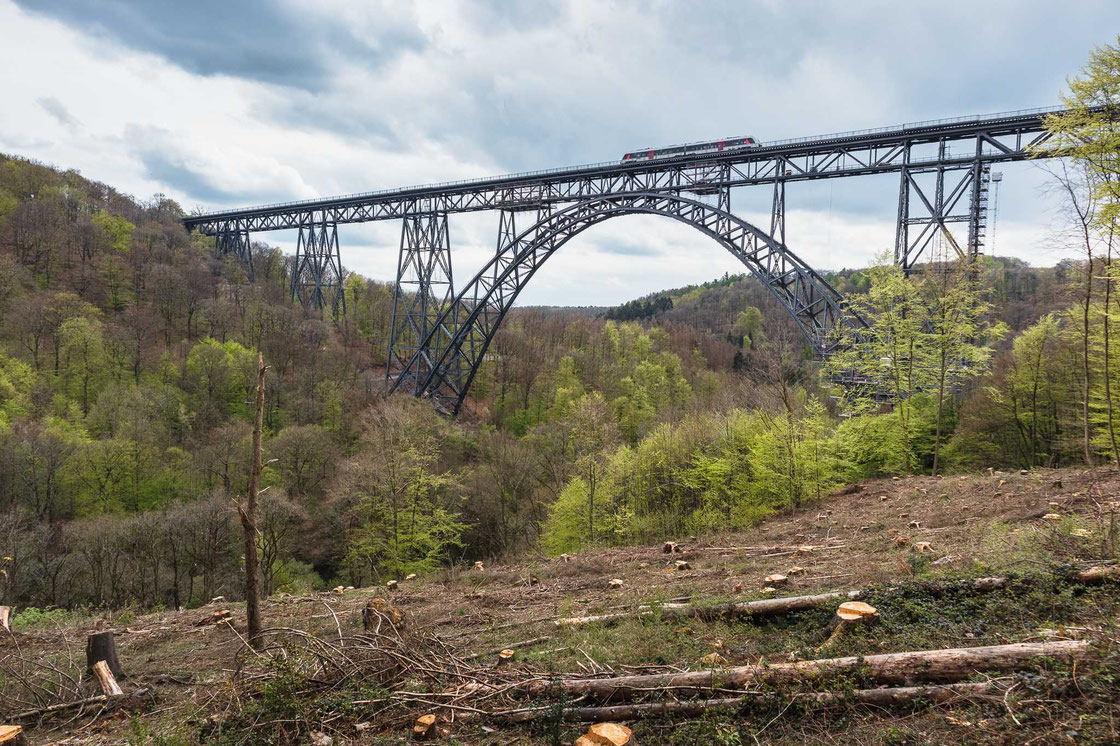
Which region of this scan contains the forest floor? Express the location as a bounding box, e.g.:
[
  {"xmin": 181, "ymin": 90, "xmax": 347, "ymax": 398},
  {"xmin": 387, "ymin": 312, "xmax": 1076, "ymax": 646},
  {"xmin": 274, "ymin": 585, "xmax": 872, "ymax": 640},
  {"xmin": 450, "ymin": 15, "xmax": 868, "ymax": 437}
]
[{"xmin": 4, "ymin": 465, "xmax": 1120, "ymax": 745}]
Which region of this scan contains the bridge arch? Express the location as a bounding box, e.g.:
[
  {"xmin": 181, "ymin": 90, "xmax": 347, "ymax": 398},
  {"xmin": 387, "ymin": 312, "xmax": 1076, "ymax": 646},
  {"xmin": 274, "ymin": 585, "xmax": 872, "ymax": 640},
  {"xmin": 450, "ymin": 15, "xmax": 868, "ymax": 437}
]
[{"xmin": 392, "ymin": 192, "xmax": 863, "ymax": 413}]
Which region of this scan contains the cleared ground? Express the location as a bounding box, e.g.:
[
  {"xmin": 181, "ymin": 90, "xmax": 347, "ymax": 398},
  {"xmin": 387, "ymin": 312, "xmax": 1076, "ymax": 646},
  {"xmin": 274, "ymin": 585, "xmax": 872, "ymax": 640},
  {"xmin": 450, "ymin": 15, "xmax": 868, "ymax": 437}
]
[{"xmin": 3, "ymin": 465, "xmax": 1119, "ymax": 745}]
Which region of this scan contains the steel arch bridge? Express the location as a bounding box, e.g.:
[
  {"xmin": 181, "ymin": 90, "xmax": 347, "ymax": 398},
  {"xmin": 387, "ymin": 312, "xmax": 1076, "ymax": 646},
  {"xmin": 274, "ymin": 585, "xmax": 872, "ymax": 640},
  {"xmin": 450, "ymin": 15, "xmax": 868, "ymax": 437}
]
[
  {"xmin": 182, "ymin": 106, "xmax": 1066, "ymax": 414},
  {"xmin": 391, "ymin": 192, "xmax": 862, "ymax": 412}
]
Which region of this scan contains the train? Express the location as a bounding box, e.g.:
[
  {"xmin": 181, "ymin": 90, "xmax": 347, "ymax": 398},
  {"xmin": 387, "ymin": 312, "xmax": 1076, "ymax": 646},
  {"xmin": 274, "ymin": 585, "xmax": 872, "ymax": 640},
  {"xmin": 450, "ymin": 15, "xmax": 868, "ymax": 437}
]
[{"xmin": 622, "ymin": 136, "xmax": 758, "ymax": 162}]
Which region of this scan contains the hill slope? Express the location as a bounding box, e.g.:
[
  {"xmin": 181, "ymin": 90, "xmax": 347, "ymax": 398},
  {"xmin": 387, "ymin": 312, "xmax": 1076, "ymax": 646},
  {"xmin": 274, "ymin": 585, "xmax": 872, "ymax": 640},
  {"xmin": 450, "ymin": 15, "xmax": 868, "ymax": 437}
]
[{"xmin": 4, "ymin": 466, "xmax": 1118, "ymax": 745}]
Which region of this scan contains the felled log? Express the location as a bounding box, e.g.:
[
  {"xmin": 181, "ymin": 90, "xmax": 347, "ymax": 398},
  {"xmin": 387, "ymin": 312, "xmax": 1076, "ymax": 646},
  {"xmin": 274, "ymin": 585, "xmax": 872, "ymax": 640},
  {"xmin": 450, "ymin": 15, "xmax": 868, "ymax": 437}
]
[
  {"xmin": 494, "ymin": 681, "xmax": 1007, "ymax": 723},
  {"xmin": 0, "ymin": 606, "xmax": 10, "ymax": 632},
  {"xmin": 556, "ymin": 590, "xmax": 857, "ymax": 629},
  {"xmin": 1079, "ymin": 566, "xmax": 1120, "ymax": 584},
  {"xmin": 86, "ymin": 631, "xmax": 123, "ymax": 679},
  {"xmin": 516, "ymin": 640, "xmax": 1088, "ymax": 700},
  {"xmin": 0, "ymin": 725, "xmax": 26, "ymax": 745},
  {"xmin": 92, "ymin": 660, "xmax": 123, "ymax": 696}
]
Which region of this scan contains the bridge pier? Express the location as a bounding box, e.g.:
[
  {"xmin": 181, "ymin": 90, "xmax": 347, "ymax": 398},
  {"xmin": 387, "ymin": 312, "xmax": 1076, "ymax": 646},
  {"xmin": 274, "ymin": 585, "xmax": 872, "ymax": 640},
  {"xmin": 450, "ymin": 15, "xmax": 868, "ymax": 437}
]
[
  {"xmin": 291, "ymin": 216, "xmax": 346, "ymax": 317},
  {"xmin": 387, "ymin": 213, "xmax": 456, "ymax": 396},
  {"xmin": 895, "ymin": 146, "xmax": 990, "ymax": 271},
  {"xmin": 215, "ymin": 223, "xmax": 254, "ymax": 281}
]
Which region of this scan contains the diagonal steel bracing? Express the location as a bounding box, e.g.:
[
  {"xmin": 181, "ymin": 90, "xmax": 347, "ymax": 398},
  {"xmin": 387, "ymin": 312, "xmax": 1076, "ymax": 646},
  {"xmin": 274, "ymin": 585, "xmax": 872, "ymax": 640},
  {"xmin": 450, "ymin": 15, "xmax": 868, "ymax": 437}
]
[{"xmin": 291, "ymin": 216, "xmax": 346, "ymax": 316}]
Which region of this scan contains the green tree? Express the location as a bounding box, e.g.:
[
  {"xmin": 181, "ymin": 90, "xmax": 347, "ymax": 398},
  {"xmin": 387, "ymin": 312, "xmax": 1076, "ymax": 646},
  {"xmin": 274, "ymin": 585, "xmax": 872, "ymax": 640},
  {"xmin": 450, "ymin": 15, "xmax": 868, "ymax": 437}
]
[
  {"xmin": 59, "ymin": 316, "xmax": 107, "ymax": 416},
  {"xmin": 826, "ymin": 258, "xmax": 932, "ymax": 473}
]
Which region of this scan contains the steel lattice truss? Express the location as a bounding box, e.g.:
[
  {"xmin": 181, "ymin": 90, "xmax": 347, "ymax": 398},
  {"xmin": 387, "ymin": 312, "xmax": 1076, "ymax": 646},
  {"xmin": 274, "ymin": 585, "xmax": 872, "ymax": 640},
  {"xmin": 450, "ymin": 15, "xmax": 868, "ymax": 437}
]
[
  {"xmin": 181, "ymin": 107, "xmax": 1070, "ymax": 413},
  {"xmin": 184, "ymin": 109, "xmax": 1055, "ymax": 236}
]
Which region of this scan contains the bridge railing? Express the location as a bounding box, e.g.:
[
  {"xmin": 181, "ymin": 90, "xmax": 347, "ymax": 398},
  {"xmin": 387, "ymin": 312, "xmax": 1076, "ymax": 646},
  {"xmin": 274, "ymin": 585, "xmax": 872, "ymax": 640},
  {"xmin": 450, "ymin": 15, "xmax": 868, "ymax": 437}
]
[{"xmin": 187, "ymin": 106, "xmax": 1064, "ymax": 222}]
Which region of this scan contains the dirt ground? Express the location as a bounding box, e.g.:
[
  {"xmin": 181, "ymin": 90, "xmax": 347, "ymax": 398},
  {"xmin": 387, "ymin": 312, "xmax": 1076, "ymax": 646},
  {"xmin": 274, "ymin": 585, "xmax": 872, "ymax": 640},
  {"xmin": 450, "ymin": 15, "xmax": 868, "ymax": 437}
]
[{"xmin": 4, "ymin": 465, "xmax": 1119, "ymax": 745}]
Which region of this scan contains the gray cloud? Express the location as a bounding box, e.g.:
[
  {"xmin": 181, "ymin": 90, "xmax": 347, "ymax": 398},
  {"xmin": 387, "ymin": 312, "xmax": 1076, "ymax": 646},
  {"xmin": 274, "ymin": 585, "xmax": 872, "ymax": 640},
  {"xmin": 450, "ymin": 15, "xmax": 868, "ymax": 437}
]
[
  {"xmin": 37, "ymin": 96, "xmax": 77, "ymax": 127},
  {"xmin": 13, "ymin": 0, "xmax": 425, "ymax": 90}
]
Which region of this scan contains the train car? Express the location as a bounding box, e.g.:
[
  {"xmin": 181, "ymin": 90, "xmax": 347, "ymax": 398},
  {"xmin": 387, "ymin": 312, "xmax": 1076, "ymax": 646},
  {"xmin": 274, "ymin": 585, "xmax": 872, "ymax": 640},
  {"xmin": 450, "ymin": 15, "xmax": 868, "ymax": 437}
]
[{"xmin": 622, "ymin": 136, "xmax": 757, "ymax": 162}]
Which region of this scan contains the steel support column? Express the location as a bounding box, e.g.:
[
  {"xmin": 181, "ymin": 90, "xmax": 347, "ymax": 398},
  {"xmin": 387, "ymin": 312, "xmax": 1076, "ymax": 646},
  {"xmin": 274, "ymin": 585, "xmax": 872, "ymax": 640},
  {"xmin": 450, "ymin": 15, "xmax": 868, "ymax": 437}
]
[
  {"xmin": 770, "ymin": 179, "xmax": 786, "ymax": 246},
  {"xmin": 895, "ymin": 141, "xmax": 990, "ymax": 271},
  {"xmin": 387, "ymin": 213, "xmax": 455, "ymax": 396},
  {"xmin": 290, "ymin": 215, "xmax": 346, "ymax": 317},
  {"xmin": 215, "ymin": 223, "xmax": 254, "ymax": 281}
]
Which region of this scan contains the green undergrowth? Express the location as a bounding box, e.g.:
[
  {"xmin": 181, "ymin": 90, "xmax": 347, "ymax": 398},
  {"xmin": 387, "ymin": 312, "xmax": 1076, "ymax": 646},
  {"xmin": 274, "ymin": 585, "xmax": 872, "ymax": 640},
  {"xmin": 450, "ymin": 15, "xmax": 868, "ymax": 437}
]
[{"xmin": 520, "ymin": 566, "xmax": 1120, "ymax": 672}]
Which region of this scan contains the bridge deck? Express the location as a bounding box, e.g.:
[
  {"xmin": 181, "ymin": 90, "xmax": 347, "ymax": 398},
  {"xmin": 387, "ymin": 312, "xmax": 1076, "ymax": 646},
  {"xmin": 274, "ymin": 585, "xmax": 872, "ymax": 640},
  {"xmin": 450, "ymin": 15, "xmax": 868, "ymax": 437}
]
[{"xmin": 183, "ymin": 106, "xmax": 1064, "ymax": 235}]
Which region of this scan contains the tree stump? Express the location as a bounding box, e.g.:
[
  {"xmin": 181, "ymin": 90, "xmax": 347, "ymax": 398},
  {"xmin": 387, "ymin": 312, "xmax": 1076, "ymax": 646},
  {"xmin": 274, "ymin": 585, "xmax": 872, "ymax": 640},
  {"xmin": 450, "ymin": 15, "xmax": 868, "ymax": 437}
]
[
  {"xmin": 86, "ymin": 631, "xmax": 123, "ymax": 679},
  {"xmin": 0, "ymin": 725, "xmax": 26, "ymax": 745},
  {"xmin": 362, "ymin": 598, "xmax": 403, "ymax": 630},
  {"xmin": 582, "ymin": 722, "xmax": 634, "ymax": 745},
  {"xmin": 0, "ymin": 606, "xmax": 10, "ymax": 632},
  {"xmin": 821, "ymin": 601, "xmax": 878, "ymax": 649},
  {"xmin": 763, "ymin": 574, "xmax": 788, "ymax": 588},
  {"xmin": 412, "ymin": 713, "xmax": 437, "ymax": 740},
  {"xmin": 497, "ymin": 649, "xmax": 515, "ymax": 667}
]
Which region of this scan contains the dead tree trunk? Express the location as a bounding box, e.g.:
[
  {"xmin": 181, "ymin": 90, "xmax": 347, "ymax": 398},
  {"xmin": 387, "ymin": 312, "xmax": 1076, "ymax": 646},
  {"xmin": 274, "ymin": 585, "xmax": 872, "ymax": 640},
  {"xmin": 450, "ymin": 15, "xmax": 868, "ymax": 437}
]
[
  {"xmin": 85, "ymin": 631, "xmax": 123, "ymax": 679},
  {"xmin": 0, "ymin": 606, "xmax": 10, "ymax": 632},
  {"xmin": 517, "ymin": 640, "xmax": 1089, "ymax": 701},
  {"xmin": 239, "ymin": 351, "xmax": 268, "ymax": 650}
]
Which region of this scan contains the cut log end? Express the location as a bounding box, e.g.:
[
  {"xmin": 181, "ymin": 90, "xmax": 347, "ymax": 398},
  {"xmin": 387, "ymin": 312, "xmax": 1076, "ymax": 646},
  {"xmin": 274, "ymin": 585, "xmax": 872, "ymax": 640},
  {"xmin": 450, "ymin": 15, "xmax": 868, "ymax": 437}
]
[
  {"xmin": 0, "ymin": 725, "xmax": 25, "ymax": 746},
  {"xmin": 821, "ymin": 601, "xmax": 879, "ymax": 650}
]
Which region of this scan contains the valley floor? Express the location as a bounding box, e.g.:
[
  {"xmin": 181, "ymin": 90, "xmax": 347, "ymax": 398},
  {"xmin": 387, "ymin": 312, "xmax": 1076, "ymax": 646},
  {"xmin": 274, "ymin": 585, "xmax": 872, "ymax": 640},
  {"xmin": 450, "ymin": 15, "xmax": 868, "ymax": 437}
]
[{"xmin": 4, "ymin": 465, "xmax": 1120, "ymax": 745}]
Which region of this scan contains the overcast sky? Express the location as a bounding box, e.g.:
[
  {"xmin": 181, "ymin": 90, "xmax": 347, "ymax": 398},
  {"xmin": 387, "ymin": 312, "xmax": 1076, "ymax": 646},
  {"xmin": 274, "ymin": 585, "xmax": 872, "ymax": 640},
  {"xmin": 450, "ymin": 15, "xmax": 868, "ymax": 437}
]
[{"xmin": 1, "ymin": 1, "xmax": 1118, "ymax": 306}]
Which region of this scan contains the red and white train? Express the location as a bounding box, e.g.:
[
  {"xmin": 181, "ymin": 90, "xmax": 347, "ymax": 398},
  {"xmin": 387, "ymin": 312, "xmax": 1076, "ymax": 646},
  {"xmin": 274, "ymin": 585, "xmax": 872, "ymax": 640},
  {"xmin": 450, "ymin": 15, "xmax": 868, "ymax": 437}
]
[{"xmin": 622, "ymin": 136, "xmax": 758, "ymax": 162}]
